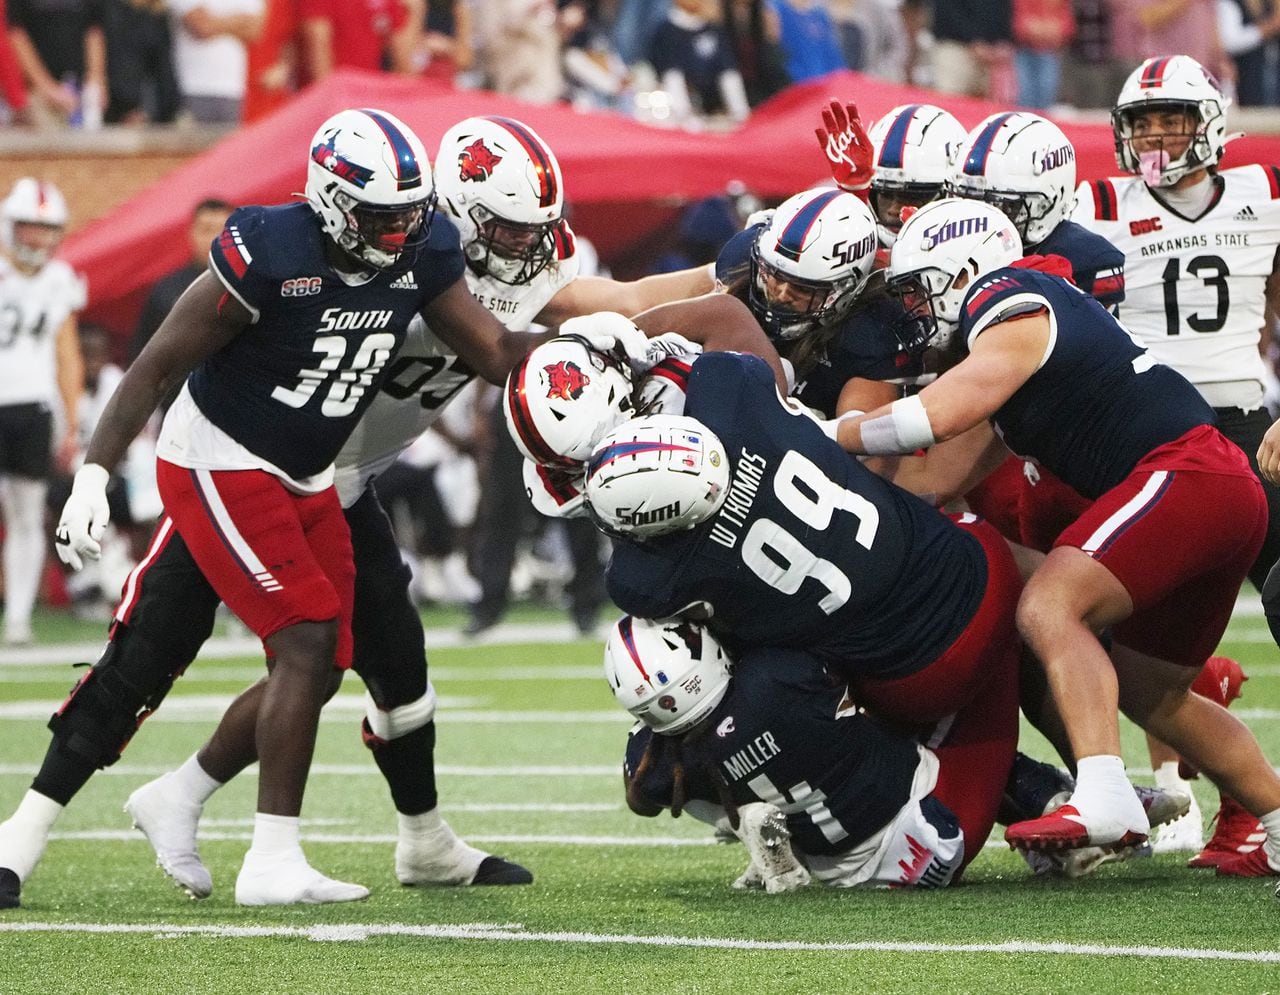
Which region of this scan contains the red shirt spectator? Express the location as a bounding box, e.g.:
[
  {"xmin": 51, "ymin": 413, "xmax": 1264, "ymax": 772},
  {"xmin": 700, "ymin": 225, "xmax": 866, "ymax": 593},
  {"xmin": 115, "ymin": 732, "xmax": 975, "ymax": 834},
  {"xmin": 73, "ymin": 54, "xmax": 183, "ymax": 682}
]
[
  {"xmin": 0, "ymin": 0, "xmax": 30, "ymax": 114},
  {"xmin": 244, "ymin": 0, "xmax": 298, "ymax": 121},
  {"xmin": 299, "ymin": 0, "xmax": 405, "ymax": 79}
]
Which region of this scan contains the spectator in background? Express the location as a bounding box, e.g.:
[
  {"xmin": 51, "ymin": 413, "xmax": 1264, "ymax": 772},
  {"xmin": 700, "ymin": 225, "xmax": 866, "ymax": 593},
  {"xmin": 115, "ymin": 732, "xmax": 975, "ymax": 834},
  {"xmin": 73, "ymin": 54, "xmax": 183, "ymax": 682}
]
[
  {"xmin": 102, "ymin": 0, "xmax": 179, "ymax": 124},
  {"xmin": 0, "ymin": 179, "xmax": 84, "ymax": 646},
  {"xmin": 724, "ymin": 0, "xmax": 790, "ymax": 104},
  {"xmin": 404, "ymin": 0, "xmax": 472, "ymax": 83},
  {"xmin": 243, "ymin": 0, "xmax": 299, "ymax": 123},
  {"xmin": 1109, "ymin": 0, "xmax": 1232, "ymax": 83},
  {"xmin": 612, "ymin": 0, "xmax": 671, "ymax": 64},
  {"xmin": 473, "ymin": 0, "xmax": 564, "ymax": 102},
  {"xmin": 1013, "ymin": 0, "xmax": 1074, "ymax": 108},
  {"xmin": 1219, "ymin": 0, "xmax": 1280, "ymax": 105},
  {"xmin": 928, "ymin": 0, "xmax": 1014, "ymax": 98},
  {"xmin": 648, "ymin": 0, "xmax": 750, "ymax": 126},
  {"xmin": 299, "ymin": 0, "xmax": 414, "ymax": 80},
  {"xmin": 1061, "ymin": 0, "xmax": 1127, "ymax": 107},
  {"xmin": 130, "ymin": 198, "xmax": 232, "ymax": 367},
  {"xmin": 561, "ymin": 0, "xmax": 635, "ymax": 110},
  {"xmin": 7, "ymin": 0, "xmax": 106, "ymax": 126},
  {"xmin": 168, "ymin": 0, "xmax": 264, "ymax": 123},
  {"xmin": 650, "ymin": 193, "xmax": 742, "ymax": 273},
  {"xmin": 0, "ymin": 0, "xmax": 31, "ymax": 123},
  {"xmin": 769, "ymin": 0, "xmax": 846, "ymax": 83},
  {"xmin": 829, "ymin": 0, "xmax": 910, "ymax": 82}
]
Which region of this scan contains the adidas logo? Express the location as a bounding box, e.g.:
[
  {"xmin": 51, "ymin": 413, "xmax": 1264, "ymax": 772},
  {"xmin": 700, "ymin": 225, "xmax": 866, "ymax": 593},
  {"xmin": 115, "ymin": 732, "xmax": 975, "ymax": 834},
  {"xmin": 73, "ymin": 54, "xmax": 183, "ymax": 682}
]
[
  {"xmin": 1234, "ymin": 205, "xmax": 1258, "ymax": 221},
  {"xmin": 390, "ymin": 271, "xmax": 418, "ymax": 289}
]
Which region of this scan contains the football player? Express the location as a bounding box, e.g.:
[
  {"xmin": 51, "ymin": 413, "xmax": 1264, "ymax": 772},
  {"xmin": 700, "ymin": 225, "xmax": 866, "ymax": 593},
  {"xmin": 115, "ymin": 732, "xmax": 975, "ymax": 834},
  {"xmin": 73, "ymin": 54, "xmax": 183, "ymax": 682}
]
[
  {"xmin": 1074, "ymin": 55, "xmax": 1280, "ymax": 863},
  {"xmin": 19, "ymin": 109, "xmax": 649, "ymax": 909},
  {"xmin": 864, "ymin": 103, "xmax": 967, "ymax": 249},
  {"xmin": 608, "ymin": 614, "xmax": 1020, "ymax": 890},
  {"xmin": 0, "ymin": 115, "xmax": 723, "ymax": 909},
  {"xmin": 0, "ymin": 179, "xmax": 85, "ymax": 647},
  {"xmin": 832, "ymin": 198, "xmax": 1280, "ymax": 878}
]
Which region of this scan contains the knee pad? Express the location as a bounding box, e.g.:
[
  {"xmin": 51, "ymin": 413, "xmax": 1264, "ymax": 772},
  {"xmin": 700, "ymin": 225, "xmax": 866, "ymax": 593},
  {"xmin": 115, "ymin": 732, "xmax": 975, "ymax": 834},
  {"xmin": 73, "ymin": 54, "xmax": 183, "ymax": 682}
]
[
  {"xmin": 47, "ymin": 631, "xmax": 185, "ymax": 768},
  {"xmin": 362, "ymin": 683, "xmax": 437, "ymax": 746}
]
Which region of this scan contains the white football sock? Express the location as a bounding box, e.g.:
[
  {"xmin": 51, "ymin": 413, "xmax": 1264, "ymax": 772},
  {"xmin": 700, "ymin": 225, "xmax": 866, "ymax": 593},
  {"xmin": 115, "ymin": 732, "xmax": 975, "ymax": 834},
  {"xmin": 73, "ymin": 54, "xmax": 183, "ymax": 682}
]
[
  {"xmin": 249, "ymin": 813, "xmax": 302, "ymax": 858},
  {"xmin": 173, "ymin": 755, "xmax": 222, "ymax": 804}
]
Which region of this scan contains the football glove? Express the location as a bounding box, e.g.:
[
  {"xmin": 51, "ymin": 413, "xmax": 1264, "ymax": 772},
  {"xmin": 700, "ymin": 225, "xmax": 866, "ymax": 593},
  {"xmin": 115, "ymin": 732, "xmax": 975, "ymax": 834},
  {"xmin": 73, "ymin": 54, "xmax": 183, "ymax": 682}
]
[
  {"xmin": 816, "ymin": 100, "xmax": 874, "ymax": 196},
  {"xmin": 557, "ymin": 311, "xmax": 651, "ymax": 373},
  {"xmin": 55, "ymin": 463, "xmax": 111, "ymax": 571}
]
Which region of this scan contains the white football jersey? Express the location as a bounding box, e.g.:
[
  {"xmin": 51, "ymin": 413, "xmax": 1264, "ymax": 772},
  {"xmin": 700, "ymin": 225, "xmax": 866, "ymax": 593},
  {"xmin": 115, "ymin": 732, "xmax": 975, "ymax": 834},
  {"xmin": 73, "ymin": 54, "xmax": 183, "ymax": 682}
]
[
  {"xmin": 333, "ymin": 248, "xmax": 580, "ymax": 506},
  {"xmin": 1072, "ymin": 166, "xmax": 1280, "ymax": 403},
  {"xmin": 0, "ymin": 256, "xmax": 86, "ymax": 407}
]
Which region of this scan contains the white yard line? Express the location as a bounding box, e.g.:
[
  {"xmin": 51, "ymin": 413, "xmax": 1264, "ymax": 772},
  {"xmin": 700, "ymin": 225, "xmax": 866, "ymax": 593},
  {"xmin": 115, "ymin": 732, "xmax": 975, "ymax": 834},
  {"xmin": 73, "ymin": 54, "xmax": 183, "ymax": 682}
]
[
  {"xmin": 0, "ymin": 921, "xmax": 1277, "ymax": 962},
  {"xmin": 0, "ymin": 762, "xmax": 620, "ymax": 777},
  {"xmin": 0, "ymin": 699, "xmax": 629, "ymax": 723},
  {"xmin": 48, "ymin": 830, "xmax": 714, "ymax": 846}
]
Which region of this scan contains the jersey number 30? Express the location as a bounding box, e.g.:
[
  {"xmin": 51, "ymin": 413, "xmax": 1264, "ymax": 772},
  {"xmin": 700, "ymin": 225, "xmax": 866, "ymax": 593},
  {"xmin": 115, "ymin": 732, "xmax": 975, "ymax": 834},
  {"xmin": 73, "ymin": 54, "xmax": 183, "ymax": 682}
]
[
  {"xmin": 272, "ymin": 333, "xmax": 395, "ymax": 417},
  {"xmin": 740, "ymin": 450, "xmax": 879, "ymax": 614}
]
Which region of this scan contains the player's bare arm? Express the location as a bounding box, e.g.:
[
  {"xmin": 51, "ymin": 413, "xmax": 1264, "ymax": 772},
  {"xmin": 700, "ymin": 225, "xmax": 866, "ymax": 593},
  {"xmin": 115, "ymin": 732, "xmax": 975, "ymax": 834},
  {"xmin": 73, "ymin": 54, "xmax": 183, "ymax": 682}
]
[
  {"xmin": 84, "ymin": 270, "xmax": 248, "ymax": 472},
  {"xmin": 537, "ymin": 265, "xmax": 716, "ymax": 325},
  {"xmin": 420, "ymin": 275, "xmax": 552, "ymax": 385},
  {"xmin": 836, "ymin": 312, "xmax": 1050, "ymax": 454},
  {"xmin": 632, "ymin": 293, "xmax": 787, "ymax": 390},
  {"xmin": 53, "ymin": 312, "xmax": 83, "ymax": 469}
]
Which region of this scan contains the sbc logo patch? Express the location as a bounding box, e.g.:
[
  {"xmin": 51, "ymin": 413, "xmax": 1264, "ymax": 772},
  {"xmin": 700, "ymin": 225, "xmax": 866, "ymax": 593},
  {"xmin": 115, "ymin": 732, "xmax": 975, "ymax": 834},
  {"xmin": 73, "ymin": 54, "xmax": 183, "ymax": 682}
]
[{"xmin": 281, "ymin": 277, "xmax": 322, "ymax": 297}]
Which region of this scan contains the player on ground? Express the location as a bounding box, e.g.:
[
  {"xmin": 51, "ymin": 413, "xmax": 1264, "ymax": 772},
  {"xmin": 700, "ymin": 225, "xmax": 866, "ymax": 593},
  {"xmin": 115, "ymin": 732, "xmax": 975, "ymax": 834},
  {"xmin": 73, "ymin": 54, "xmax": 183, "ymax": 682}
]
[
  {"xmin": 0, "ymin": 178, "xmax": 84, "ymax": 647},
  {"xmin": 832, "ymin": 198, "xmax": 1280, "ymax": 875},
  {"xmin": 609, "ymin": 615, "xmax": 1019, "ymax": 890},
  {"xmin": 1074, "ymin": 54, "xmax": 1280, "ymax": 861}
]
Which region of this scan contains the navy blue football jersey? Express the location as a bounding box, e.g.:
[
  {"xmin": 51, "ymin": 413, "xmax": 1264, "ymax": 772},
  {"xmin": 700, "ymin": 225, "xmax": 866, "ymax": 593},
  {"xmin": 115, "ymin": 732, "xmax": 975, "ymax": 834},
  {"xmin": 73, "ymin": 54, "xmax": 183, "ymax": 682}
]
[
  {"xmin": 192, "ymin": 203, "xmax": 465, "ymax": 479},
  {"xmin": 605, "ymin": 351, "xmax": 987, "ymax": 678},
  {"xmin": 960, "ymin": 266, "xmax": 1215, "ymax": 499},
  {"xmin": 624, "ymin": 648, "xmax": 922, "ymax": 856},
  {"xmin": 1035, "ymin": 220, "xmax": 1126, "ymax": 309}
]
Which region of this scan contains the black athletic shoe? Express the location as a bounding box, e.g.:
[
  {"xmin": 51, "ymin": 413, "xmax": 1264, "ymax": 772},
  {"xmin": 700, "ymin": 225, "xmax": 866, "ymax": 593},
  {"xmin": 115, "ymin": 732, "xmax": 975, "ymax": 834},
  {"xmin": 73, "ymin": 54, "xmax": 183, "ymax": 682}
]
[
  {"xmin": 998, "ymin": 752, "xmax": 1075, "ymax": 826},
  {"xmin": 472, "ymin": 855, "xmax": 533, "ymax": 886},
  {"xmin": 0, "ymin": 868, "xmax": 20, "ymax": 909}
]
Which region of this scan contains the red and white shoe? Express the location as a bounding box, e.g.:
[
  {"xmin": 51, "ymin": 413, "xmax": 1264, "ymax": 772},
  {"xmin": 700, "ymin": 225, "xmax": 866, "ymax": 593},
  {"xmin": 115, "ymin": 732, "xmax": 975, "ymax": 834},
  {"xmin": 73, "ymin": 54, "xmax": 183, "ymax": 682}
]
[
  {"xmin": 1187, "ymin": 795, "xmax": 1265, "ymax": 869},
  {"xmin": 1005, "ymin": 803, "xmax": 1148, "ymax": 852},
  {"xmin": 1214, "ymin": 844, "xmax": 1280, "ymax": 878}
]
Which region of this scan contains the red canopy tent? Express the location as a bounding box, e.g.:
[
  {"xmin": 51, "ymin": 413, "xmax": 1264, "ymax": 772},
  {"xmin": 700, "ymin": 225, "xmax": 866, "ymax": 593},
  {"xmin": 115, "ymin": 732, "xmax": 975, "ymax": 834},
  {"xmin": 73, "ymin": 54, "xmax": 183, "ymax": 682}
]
[{"xmin": 65, "ymin": 68, "xmax": 1280, "ymax": 338}]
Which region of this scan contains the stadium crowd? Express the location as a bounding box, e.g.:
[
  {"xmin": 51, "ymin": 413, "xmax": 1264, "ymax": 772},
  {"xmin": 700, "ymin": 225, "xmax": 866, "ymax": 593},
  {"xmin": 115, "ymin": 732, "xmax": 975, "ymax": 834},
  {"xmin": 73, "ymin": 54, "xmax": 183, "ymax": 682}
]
[{"xmin": 2, "ymin": 0, "xmax": 1280, "ymax": 918}]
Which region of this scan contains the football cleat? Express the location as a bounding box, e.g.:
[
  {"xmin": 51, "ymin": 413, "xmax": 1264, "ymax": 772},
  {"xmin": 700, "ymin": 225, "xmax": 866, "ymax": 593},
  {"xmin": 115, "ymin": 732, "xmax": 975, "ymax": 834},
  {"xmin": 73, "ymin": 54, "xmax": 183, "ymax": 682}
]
[
  {"xmin": 1214, "ymin": 844, "xmax": 1280, "ymax": 878},
  {"xmin": 0, "ymin": 867, "xmax": 19, "ymax": 909},
  {"xmin": 124, "ymin": 774, "xmax": 212, "ymax": 899},
  {"xmin": 1151, "ymin": 791, "xmax": 1205, "ymax": 854},
  {"xmin": 471, "ymin": 855, "xmax": 534, "ymax": 886},
  {"xmin": 396, "ymin": 816, "xmax": 532, "ymax": 887},
  {"xmin": 998, "ymin": 752, "xmax": 1075, "ymax": 826},
  {"xmin": 1188, "ymin": 795, "xmax": 1265, "ymax": 869},
  {"xmin": 235, "ymin": 850, "xmax": 370, "ymax": 906},
  {"xmin": 734, "ymin": 802, "xmax": 810, "ymax": 893}
]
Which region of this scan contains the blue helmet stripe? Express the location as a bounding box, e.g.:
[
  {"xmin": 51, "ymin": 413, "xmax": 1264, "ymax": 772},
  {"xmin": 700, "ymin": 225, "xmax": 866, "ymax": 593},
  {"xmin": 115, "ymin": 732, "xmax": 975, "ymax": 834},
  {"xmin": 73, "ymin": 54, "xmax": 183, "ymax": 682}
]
[
  {"xmin": 877, "ymin": 104, "xmax": 921, "ymax": 170},
  {"xmin": 963, "ymin": 113, "xmax": 1014, "ymax": 177},
  {"xmin": 588, "ymin": 441, "xmax": 697, "ymax": 475},
  {"xmin": 361, "ymin": 109, "xmax": 423, "ymax": 192},
  {"xmin": 775, "ymin": 189, "xmax": 842, "ymax": 263}
]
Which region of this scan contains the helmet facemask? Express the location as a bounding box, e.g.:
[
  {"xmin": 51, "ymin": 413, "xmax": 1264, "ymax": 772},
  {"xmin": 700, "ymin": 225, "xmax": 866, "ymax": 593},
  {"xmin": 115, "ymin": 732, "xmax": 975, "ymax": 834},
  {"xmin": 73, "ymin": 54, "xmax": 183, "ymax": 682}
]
[
  {"xmin": 1113, "ymin": 100, "xmax": 1222, "ymax": 188},
  {"xmin": 948, "ymin": 183, "xmax": 1055, "ymax": 246},
  {"xmin": 333, "ymin": 189, "xmax": 435, "ymax": 270},
  {"xmin": 748, "ymin": 241, "xmax": 862, "ymax": 341},
  {"xmin": 466, "ymin": 203, "xmax": 558, "ymax": 284},
  {"xmin": 887, "ymin": 266, "xmax": 963, "ymax": 353},
  {"xmin": 869, "ymin": 180, "xmax": 946, "ymax": 244},
  {"xmin": 7, "ymin": 221, "xmax": 63, "ymax": 271}
]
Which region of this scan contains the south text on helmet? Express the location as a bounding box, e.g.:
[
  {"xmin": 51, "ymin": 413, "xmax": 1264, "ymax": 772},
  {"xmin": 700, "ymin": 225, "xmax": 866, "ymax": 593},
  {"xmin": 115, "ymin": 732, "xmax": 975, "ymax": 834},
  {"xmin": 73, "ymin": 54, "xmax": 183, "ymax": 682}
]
[{"xmin": 921, "ymin": 215, "xmax": 988, "ymax": 250}]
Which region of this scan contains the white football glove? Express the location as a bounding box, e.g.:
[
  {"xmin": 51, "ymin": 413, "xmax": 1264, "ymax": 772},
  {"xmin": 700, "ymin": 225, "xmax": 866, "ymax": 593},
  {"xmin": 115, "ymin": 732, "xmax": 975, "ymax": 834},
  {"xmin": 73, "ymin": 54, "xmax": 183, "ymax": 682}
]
[
  {"xmin": 744, "ymin": 208, "xmax": 775, "ymax": 230},
  {"xmin": 640, "ymin": 331, "xmax": 701, "ymax": 372},
  {"xmin": 55, "ymin": 463, "xmax": 111, "ymax": 571},
  {"xmin": 557, "ymin": 311, "xmax": 651, "ymax": 373}
]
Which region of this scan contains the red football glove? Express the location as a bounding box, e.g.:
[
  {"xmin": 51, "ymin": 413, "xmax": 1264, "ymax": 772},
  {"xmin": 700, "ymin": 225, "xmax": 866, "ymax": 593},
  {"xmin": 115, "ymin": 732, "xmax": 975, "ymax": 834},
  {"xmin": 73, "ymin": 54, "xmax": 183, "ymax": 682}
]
[{"xmin": 815, "ymin": 100, "xmax": 875, "ymax": 197}]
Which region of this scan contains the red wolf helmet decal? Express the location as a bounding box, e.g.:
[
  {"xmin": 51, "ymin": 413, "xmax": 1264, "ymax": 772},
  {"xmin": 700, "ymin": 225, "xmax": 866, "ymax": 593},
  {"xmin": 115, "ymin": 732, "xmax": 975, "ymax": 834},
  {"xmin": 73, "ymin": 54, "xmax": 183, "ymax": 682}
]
[
  {"xmin": 458, "ymin": 138, "xmax": 503, "ymax": 182},
  {"xmin": 544, "ymin": 361, "xmax": 591, "ymax": 401}
]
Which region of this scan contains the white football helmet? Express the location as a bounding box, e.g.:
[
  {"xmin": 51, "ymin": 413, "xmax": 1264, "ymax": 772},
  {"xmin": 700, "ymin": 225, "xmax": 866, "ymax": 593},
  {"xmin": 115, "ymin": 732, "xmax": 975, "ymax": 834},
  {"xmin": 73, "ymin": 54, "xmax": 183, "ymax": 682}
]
[
  {"xmin": 585, "ymin": 414, "xmax": 730, "ymax": 541},
  {"xmin": 435, "ymin": 116, "xmax": 567, "ymax": 285},
  {"xmin": 504, "ymin": 336, "xmax": 636, "ymax": 465},
  {"xmin": 304, "ymin": 107, "xmax": 434, "ymax": 270},
  {"xmin": 749, "ymin": 187, "xmax": 878, "ymax": 341},
  {"xmin": 948, "ymin": 112, "xmax": 1076, "ymax": 247},
  {"xmin": 1, "ymin": 177, "xmax": 68, "ymax": 270},
  {"xmin": 887, "ymin": 199, "xmax": 1022, "ymax": 349},
  {"xmin": 1112, "ymin": 55, "xmax": 1230, "ymax": 187},
  {"xmin": 868, "ymin": 104, "xmax": 966, "ymax": 246},
  {"xmin": 604, "ymin": 615, "xmax": 733, "ymax": 735}
]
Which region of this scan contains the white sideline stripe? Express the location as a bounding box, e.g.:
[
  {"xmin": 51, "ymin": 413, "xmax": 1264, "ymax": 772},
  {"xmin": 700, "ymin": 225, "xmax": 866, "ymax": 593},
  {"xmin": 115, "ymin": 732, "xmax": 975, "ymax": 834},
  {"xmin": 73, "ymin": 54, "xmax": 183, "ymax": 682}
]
[
  {"xmin": 0, "ymin": 664, "xmax": 607, "ymax": 682},
  {"xmin": 1, "ymin": 922, "xmax": 1278, "ymax": 962},
  {"xmin": 0, "ymin": 762, "xmax": 620, "ymax": 777},
  {"xmin": 0, "ymin": 621, "xmax": 607, "ymax": 666},
  {"xmin": 49, "ymin": 830, "xmax": 712, "ymax": 846},
  {"xmin": 0, "ymin": 700, "xmax": 628, "ymax": 724}
]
